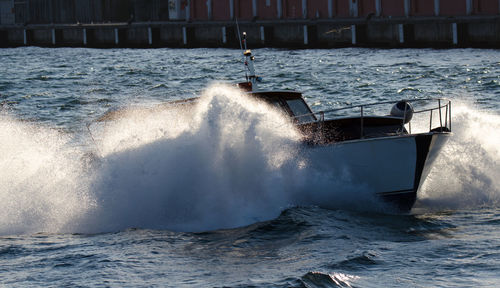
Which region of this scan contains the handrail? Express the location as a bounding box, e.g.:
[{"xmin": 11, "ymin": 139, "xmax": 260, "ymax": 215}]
[
  {"xmin": 293, "ymin": 98, "xmax": 450, "ymax": 118},
  {"xmin": 413, "ymin": 104, "xmax": 449, "ymax": 114},
  {"xmin": 292, "ymin": 98, "xmax": 452, "ymax": 134}
]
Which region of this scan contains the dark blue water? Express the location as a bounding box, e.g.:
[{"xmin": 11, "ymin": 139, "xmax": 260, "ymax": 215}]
[{"xmin": 1, "ymin": 47, "xmax": 499, "ymax": 287}]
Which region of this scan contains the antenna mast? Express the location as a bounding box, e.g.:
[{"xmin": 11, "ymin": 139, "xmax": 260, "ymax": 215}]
[
  {"xmin": 235, "ymin": 21, "xmax": 260, "ymax": 91},
  {"xmin": 235, "ymin": 18, "xmax": 248, "ymax": 82},
  {"xmin": 242, "ymin": 32, "xmax": 258, "ymax": 90}
]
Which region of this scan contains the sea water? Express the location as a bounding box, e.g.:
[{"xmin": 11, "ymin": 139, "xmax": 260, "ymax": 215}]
[{"xmin": 0, "ymin": 47, "xmax": 499, "ymax": 287}]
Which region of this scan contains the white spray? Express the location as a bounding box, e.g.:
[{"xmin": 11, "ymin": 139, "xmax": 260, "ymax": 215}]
[
  {"xmin": 79, "ymin": 84, "xmax": 305, "ymax": 232},
  {"xmin": 1, "ymin": 87, "xmax": 499, "ymax": 235},
  {"xmin": 0, "ymin": 115, "xmax": 94, "ymax": 235},
  {"xmin": 417, "ymin": 103, "xmax": 500, "ymax": 209}
]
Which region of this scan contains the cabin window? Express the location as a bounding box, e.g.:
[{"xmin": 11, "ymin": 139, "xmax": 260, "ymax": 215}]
[
  {"xmin": 270, "ymin": 100, "xmax": 289, "ymax": 116},
  {"xmin": 271, "ymin": 101, "xmax": 282, "ymax": 109},
  {"xmin": 286, "ymin": 99, "xmax": 316, "ymax": 123}
]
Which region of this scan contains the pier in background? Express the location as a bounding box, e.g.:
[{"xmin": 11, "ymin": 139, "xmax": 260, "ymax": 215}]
[{"xmin": 0, "ymin": 0, "xmax": 499, "ymax": 48}]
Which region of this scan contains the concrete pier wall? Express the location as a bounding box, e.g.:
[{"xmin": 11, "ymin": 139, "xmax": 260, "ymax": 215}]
[
  {"xmin": 2, "ymin": 18, "xmax": 499, "ymax": 48},
  {"xmin": 0, "ymin": 0, "xmax": 499, "ymax": 48}
]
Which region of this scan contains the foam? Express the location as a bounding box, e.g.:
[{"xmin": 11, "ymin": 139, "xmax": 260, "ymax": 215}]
[
  {"xmin": 78, "ymin": 84, "xmax": 304, "ymax": 232},
  {"xmin": 0, "ymin": 114, "xmax": 94, "ymax": 235},
  {"xmin": 417, "ymin": 103, "xmax": 500, "ymax": 210},
  {"xmin": 1, "ymin": 86, "xmax": 498, "ymax": 235}
]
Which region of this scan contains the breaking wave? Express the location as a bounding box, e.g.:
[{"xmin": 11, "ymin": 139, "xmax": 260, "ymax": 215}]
[
  {"xmin": 417, "ymin": 103, "xmax": 500, "ymax": 210},
  {"xmin": 1, "ymin": 85, "xmax": 499, "ymax": 235},
  {"xmin": 0, "ymin": 115, "xmax": 94, "ymax": 235},
  {"xmin": 81, "ymin": 84, "xmax": 377, "ymax": 233},
  {"xmin": 1, "ymin": 84, "xmax": 308, "ymax": 234},
  {"xmin": 79, "ymin": 85, "xmax": 304, "ymax": 232}
]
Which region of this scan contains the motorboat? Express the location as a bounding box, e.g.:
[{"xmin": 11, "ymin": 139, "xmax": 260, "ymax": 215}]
[
  {"xmin": 232, "ymin": 33, "xmax": 451, "ymax": 211},
  {"xmin": 96, "ymin": 33, "xmax": 452, "ymax": 212}
]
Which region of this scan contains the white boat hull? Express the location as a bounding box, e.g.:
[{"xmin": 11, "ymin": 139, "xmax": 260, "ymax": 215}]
[{"xmin": 304, "ymin": 132, "xmax": 450, "ymax": 211}]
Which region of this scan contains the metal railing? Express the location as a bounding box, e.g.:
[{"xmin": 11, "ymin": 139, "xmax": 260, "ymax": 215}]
[{"xmin": 293, "ymin": 98, "xmax": 452, "ymax": 138}]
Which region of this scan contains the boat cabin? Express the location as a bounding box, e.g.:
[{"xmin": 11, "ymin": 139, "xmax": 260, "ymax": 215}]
[
  {"xmin": 250, "ymin": 90, "xmax": 408, "ymax": 144},
  {"xmin": 249, "ymin": 91, "xmax": 317, "ymax": 124}
]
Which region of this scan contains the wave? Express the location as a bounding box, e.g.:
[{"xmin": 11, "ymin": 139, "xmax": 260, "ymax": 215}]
[
  {"xmin": 78, "ymin": 85, "xmax": 303, "ymax": 233},
  {"xmin": 417, "ymin": 103, "xmax": 500, "ymax": 210},
  {"xmin": 0, "ymin": 115, "xmax": 94, "ymax": 235},
  {"xmin": 0, "ymin": 86, "xmax": 499, "ymax": 235}
]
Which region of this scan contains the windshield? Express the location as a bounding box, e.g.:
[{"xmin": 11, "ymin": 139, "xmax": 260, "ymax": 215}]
[{"xmin": 286, "ymin": 99, "xmax": 316, "ymax": 123}]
